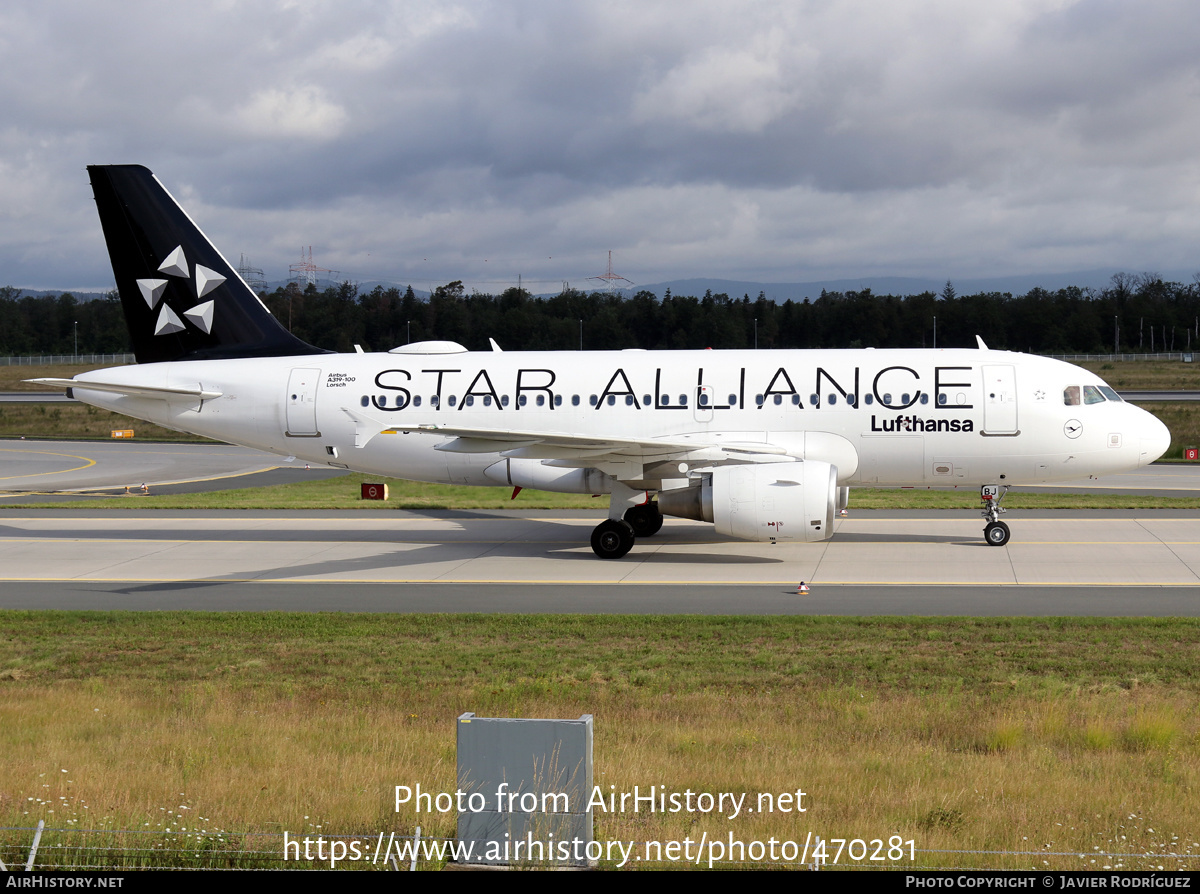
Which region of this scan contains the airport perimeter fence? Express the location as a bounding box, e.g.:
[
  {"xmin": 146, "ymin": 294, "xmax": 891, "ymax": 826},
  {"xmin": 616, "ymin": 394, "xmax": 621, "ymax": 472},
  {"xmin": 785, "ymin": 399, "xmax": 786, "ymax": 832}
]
[
  {"xmin": 1047, "ymin": 352, "xmax": 1192, "ymax": 362},
  {"xmin": 2, "ymin": 824, "xmax": 1197, "ymax": 872},
  {"xmin": 1, "ymin": 354, "xmax": 136, "ymax": 366}
]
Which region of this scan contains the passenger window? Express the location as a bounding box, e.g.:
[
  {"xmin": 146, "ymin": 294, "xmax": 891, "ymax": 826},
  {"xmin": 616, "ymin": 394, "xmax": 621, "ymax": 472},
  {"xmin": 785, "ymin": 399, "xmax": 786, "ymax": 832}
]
[
  {"xmin": 809, "ymin": 394, "xmax": 818, "ymax": 406},
  {"xmin": 919, "ymin": 394, "xmax": 928, "ymax": 405},
  {"xmin": 554, "ymin": 395, "xmax": 562, "ymax": 406},
  {"xmin": 828, "ymin": 394, "xmax": 837, "ymax": 405},
  {"xmin": 589, "ymin": 395, "xmax": 598, "ymax": 406},
  {"xmin": 501, "ymin": 395, "xmax": 509, "ymax": 406},
  {"xmin": 624, "ymin": 395, "xmax": 633, "ymax": 406},
  {"xmin": 791, "ymin": 394, "xmax": 800, "ymax": 405},
  {"xmin": 679, "ymin": 394, "xmax": 688, "ymax": 406},
  {"xmin": 465, "ymin": 395, "xmax": 474, "ymax": 406},
  {"xmin": 572, "ymin": 395, "xmax": 580, "ymax": 406},
  {"xmin": 413, "ymin": 396, "xmax": 421, "ymax": 407},
  {"xmin": 607, "ymin": 395, "xmax": 616, "ymax": 406},
  {"xmin": 538, "ymin": 395, "xmax": 546, "ymax": 406},
  {"xmin": 448, "ymin": 396, "xmax": 457, "ymax": 407},
  {"xmin": 431, "ymin": 395, "xmax": 440, "ymax": 407},
  {"xmin": 483, "ymin": 395, "xmax": 491, "ymax": 406},
  {"xmin": 774, "ymin": 394, "xmax": 783, "ymax": 405},
  {"xmin": 865, "ymin": 394, "xmax": 874, "ymax": 405},
  {"xmin": 519, "ymin": 395, "xmax": 527, "ymax": 406},
  {"xmin": 643, "ymin": 395, "xmax": 652, "ymax": 406},
  {"xmin": 1063, "ymin": 386, "xmax": 1080, "ymax": 406},
  {"xmin": 729, "ymin": 395, "xmax": 737, "ymax": 406},
  {"xmin": 360, "ymin": 396, "xmax": 369, "ymax": 407}
]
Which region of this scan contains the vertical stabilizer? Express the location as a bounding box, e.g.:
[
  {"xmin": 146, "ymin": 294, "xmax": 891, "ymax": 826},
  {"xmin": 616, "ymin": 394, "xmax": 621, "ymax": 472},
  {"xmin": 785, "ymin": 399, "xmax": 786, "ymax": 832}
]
[{"xmin": 87, "ymin": 165, "xmax": 328, "ymax": 363}]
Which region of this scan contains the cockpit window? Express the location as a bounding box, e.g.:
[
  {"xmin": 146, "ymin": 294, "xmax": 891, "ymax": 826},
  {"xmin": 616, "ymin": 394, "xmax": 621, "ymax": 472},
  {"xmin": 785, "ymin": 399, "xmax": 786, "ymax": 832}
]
[
  {"xmin": 1063, "ymin": 386, "xmax": 1080, "ymax": 406},
  {"xmin": 1099, "ymin": 386, "xmax": 1122, "ymax": 402},
  {"xmin": 1083, "ymin": 385, "xmax": 1105, "ymax": 404}
]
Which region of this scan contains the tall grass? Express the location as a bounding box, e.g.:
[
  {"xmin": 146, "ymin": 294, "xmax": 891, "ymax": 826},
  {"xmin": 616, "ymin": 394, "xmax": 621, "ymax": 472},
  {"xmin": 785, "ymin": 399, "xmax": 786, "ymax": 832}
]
[{"xmin": 1, "ymin": 614, "xmax": 1198, "ymax": 870}]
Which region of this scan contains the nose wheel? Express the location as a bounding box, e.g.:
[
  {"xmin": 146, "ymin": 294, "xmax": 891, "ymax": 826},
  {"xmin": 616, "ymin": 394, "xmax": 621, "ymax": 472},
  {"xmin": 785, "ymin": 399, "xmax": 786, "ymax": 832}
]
[
  {"xmin": 984, "ymin": 521, "xmax": 1010, "ymax": 546},
  {"xmin": 981, "ymin": 484, "xmax": 1011, "ymax": 547}
]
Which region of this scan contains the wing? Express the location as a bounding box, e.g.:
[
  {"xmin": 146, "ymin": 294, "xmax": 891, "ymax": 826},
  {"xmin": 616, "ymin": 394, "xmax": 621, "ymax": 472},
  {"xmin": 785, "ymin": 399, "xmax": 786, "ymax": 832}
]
[{"xmin": 340, "ymin": 406, "xmax": 792, "ymax": 465}]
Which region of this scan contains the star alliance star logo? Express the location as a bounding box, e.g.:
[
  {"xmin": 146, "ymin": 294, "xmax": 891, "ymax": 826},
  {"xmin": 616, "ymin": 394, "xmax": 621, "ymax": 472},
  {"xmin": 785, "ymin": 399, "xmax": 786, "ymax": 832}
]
[{"xmin": 136, "ymin": 245, "xmax": 225, "ymax": 336}]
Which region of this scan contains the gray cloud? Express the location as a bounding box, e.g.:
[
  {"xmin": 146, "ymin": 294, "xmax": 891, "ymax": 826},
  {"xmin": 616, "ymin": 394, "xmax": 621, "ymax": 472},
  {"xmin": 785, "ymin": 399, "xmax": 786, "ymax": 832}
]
[{"xmin": 1, "ymin": 0, "xmax": 1199, "ymax": 292}]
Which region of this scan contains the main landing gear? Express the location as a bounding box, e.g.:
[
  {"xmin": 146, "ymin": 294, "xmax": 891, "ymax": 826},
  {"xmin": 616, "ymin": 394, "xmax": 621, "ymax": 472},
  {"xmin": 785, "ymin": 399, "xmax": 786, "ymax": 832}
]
[
  {"xmin": 589, "ymin": 494, "xmax": 664, "ymax": 559},
  {"xmin": 623, "ymin": 502, "xmax": 664, "ymax": 538},
  {"xmin": 981, "ymin": 484, "xmax": 1010, "ymax": 547},
  {"xmin": 591, "ymin": 519, "xmax": 636, "ymax": 559}
]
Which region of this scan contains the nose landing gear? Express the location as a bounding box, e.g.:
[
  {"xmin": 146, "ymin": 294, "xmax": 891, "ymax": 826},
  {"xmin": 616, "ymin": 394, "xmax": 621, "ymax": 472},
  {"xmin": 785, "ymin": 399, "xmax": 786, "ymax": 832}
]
[{"xmin": 981, "ymin": 484, "xmax": 1010, "ymax": 546}]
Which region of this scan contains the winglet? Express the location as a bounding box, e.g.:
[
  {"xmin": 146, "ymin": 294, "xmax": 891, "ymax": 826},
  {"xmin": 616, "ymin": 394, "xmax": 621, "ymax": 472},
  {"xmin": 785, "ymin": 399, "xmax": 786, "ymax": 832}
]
[
  {"xmin": 976, "ymin": 335, "xmax": 989, "ymax": 350},
  {"xmin": 489, "ymin": 338, "xmax": 503, "ymax": 352}
]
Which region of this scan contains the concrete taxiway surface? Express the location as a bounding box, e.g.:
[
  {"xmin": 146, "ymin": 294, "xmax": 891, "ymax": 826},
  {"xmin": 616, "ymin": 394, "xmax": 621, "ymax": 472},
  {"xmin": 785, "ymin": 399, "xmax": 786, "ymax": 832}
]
[
  {"xmin": 4, "ymin": 439, "xmax": 1200, "ymax": 614},
  {"xmin": 2, "ymin": 510, "xmax": 1200, "ymax": 614},
  {"xmin": 0, "ymin": 439, "xmax": 345, "ymax": 499}
]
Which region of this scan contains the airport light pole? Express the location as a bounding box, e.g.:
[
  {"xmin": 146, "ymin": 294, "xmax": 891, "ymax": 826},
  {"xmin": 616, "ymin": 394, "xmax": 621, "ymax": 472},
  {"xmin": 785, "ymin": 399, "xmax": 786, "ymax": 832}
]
[{"xmin": 74, "ymin": 321, "xmax": 77, "ymax": 361}]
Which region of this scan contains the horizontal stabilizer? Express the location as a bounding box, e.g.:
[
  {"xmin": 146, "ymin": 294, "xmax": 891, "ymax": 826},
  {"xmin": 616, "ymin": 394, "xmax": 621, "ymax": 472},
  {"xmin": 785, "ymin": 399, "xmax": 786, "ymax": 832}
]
[{"xmin": 26, "ymin": 378, "xmax": 223, "ymax": 401}]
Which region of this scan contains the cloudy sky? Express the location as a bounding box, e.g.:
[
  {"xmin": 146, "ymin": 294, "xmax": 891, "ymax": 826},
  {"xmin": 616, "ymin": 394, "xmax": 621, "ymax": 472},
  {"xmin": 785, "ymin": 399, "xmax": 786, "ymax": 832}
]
[{"xmin": 2, "ymin": 0, "xmax": 1199, "ymax": 292}]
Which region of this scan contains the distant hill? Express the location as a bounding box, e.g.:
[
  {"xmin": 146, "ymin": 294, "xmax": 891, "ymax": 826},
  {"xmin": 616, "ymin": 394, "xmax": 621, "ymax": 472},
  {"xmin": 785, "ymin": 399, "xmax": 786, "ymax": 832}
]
[
  {"xmin": 620, "ymin": 269, "xmax": 1199, "ymax": 302},
  {"xmin": 16, "ymin": 267, "xmax": 1198, "ymax": 303}
]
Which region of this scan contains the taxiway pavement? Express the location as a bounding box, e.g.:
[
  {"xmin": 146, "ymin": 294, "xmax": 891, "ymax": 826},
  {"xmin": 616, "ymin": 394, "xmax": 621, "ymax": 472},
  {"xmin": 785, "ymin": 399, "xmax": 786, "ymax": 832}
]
[{"xmin": 2, "ymin": 510, "xmax": 1200, "ymax": 614}]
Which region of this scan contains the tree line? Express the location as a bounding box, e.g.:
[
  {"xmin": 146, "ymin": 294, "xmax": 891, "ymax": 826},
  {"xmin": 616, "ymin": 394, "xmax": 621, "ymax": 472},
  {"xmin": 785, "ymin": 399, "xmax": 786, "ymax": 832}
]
[{"xmin": 3, "ymin": 273, "xmax": 1200, "ymax": 356}]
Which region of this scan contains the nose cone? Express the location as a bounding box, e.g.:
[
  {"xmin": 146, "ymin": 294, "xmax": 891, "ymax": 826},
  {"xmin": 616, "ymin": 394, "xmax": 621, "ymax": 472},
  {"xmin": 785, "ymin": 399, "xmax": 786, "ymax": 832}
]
[{"xmin": 1139, "ymin": 411, "xmax": 1171, "ymax": 466}]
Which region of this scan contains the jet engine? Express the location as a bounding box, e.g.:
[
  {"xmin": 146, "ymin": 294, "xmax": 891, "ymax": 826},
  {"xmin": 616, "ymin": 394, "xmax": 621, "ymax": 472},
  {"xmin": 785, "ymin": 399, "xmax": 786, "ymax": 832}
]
[{"xmin": 658, "ymin": 461, "xmax": 837, "ymax": 542}]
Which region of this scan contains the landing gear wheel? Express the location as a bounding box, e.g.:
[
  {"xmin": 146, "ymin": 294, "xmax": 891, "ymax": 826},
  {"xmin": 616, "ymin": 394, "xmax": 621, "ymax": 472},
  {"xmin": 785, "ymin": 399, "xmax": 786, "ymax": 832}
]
[
  {"xmin": 623, "ymin": 503, "xmax": 664, "ymax": 537},
  {"xmin": 984, "ymin": 521, "xmax": 1010, "ymax": 547},
  {"xmin": 591, "ymin": 519, "xmax": 635, "ymax": 559}
]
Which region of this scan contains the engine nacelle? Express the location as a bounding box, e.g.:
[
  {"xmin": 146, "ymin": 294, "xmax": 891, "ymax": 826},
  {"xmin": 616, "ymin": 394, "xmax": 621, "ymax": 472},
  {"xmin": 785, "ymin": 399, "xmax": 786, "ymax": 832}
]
[{"xmin": 659, "ymin": 461, "xmax": 837, "ymax": 542}]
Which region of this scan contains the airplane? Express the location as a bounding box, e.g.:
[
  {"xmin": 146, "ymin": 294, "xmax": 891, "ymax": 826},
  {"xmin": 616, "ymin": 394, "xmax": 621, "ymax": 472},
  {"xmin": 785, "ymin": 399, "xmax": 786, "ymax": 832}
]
[{"xmin": 31, "ymin": 165, "xmax": 1172, "ymax": 559}]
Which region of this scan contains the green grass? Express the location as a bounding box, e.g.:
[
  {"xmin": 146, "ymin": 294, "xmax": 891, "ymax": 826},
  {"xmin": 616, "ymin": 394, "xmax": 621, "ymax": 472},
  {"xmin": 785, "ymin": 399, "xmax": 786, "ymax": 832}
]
[
  {"xmin": 0, "ymin": 401, "xmax": 211, "ymax": 442},
  {"xmin": 1, "ymin": 614, "xmax": 1199, "ymax": 870}
]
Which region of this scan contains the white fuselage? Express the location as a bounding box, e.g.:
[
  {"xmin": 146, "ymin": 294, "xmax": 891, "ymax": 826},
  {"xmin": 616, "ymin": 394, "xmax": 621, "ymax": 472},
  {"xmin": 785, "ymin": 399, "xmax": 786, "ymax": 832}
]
[{"xmin": 69, "ymin": 347, "xmax": 1169, "ymax": 491}]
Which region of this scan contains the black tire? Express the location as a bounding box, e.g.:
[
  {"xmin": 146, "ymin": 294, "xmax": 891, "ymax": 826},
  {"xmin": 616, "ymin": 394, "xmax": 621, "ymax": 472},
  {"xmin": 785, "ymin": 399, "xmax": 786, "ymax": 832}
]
[
  {"xmin": 591, "ymin": 519, "xmax": 635, "ymax": 559},
  {"xmin": 623, "ymin": 504, "xmax": 664, "ymax": 537},
  {"xmin": 984, "ymin": 521, "xmax": 1011, "ymax": 547}
]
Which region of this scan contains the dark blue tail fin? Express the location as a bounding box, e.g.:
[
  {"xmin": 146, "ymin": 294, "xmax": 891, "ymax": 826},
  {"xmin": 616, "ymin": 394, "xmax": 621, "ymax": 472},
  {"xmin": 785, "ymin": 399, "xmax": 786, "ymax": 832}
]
[{"xmin": 88, "ymin": 165, "xmax": 328, "ymax": 363}]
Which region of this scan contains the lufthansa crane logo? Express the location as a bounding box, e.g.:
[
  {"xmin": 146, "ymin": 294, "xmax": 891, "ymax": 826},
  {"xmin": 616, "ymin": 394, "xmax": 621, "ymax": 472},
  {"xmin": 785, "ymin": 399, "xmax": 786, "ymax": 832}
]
[{"xmin": 136, "ymin": 245, "xmax": 225, "ymax": 336}]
